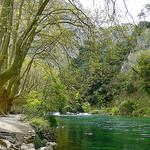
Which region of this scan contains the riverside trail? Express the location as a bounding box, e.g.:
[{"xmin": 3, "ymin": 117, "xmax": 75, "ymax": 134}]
[{"xmin": 0, "ymin": 114, "xmax": 35, "ymax": 150}]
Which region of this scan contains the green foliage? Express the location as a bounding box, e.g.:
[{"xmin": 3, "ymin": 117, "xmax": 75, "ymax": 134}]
[
  {"xmin": 138, "ymin": 55, "xmax": 150, "ymax": 94},
  {"xmin": 126, "ymin": 83, "xmax": 137, "ymax": 94},
  {"xmin": 61, "ymin": 23, "xmax": 143, "ymax": 112},
  {"xmin": 34, "ymin": 134, "xmax": 47, "ymax": 149},
  {"xmin": 30, "ymin": 118, "xmax": 49, "ymax": 129},
  {"xmin": 132, "ymin": 21, "xmax": 150, "ymax": 36},
  {"xmin": 119, "ymin": 99, "xmax": 135, "ymax": 116},
  {"xmin": 61, "ymin": 22, "xmax": 150, "ymax": 116},
  {"xmin": 110, "ymin": 107, "xmax": 119, "ymax": 115},
  {"xmin": 44, "ymin": 115, "xmax": 57, "ymax": 127},
  {"xmin": 132, "ymin": 107, "xmax": 150, "ymax": 117},
  {"xmin": 90, "ymin": 109, "xmax": 104, "ymax": 114},
  {"xmin": 30, "ymin": 117, "xmax": 57, "ymax": 148},
  {"xmin": 24, "ymin": 70, "xmax": 68, "ymax": 117},
  {"xmin": 82, "ymin": 102, "xmax": 91, "ymax": 112}
]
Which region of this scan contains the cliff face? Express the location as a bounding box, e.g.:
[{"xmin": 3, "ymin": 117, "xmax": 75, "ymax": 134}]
[{"xmin": 121, "ymin": 28, "xmax": 150, "ymax": 72}]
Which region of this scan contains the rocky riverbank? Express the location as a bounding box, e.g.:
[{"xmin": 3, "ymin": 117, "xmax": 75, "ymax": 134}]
[{"xmin": 0, "ymin": 114, "xmax": 57, "ymax": 150}]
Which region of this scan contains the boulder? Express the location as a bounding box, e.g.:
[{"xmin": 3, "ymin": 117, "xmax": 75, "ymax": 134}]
[
  {"xmin": 21, "ymin": 143, "xmax": 35, "ymax": 150},
  {"xmin": 46, "ymin": 142, "xmax": 58, "ymax": 149},
  {"xmin": 39, "ymin": 145, "xmax": 53, "ymax": 150},
  {"xmin": 0, "ymin": 139, "xmax": 12, "ymax": 149}
]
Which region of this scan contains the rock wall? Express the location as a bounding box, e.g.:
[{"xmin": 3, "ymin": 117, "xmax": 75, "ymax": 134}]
[{"xmin": 121, "ymin": 28, "xmax": 150, "ymax": 72}]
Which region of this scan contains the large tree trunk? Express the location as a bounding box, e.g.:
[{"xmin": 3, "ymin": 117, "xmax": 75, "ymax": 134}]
[
  {"xmin": 0, "ymin": 88, "xmax": 8, "ymax": 114},
  {"xmin": 0, "ymin": 0, "xmax": 50, "ymax": 114}
]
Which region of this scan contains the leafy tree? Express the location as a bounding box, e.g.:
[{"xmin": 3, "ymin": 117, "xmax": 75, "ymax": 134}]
[
  {"xmin": 24, "ymin": 65, "xmax": 68, "ymax": 117},
  {"xmin": 0, "ymin": 0, "xmax": 91, "ymax": 114},
  {"xmin": 138, "ymin": 55, "xmax": 150, "ymax": 95},
  {"xmin": 138, "ymin": 4, "xmax": 150, "ymax": 21}
]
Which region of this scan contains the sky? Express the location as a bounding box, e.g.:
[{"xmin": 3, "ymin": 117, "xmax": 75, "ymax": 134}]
[{"xmin": 79, "ymin": 0, "xmax": 150, "ymax": 24}]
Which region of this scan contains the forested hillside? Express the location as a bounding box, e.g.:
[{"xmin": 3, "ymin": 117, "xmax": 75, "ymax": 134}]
[
  {"xmin": 0, "ymin": 0, "xmax": 149, "ymax": 117},
  {"xmin": 59, "ymin": 21, "xmax": 150, "ymax": 117},
  {"xmin": 25, "ymin": 21, "xmax": 150, "ymax": 118}
]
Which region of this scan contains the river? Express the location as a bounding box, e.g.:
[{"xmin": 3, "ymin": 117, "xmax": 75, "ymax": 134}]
[{"xmin": 55, "ymin": 115, "xmax": 150, "ymax": 150}]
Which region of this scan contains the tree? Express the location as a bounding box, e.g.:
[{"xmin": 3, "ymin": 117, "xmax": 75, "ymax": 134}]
[
  {"xmin": 0, "ymin": 0, "xmax": 91, "ymax": 114},
  {"xmin": 138, "ymin": 4, "xmax": 150, "ymax": 21},
  {"xmin": 24, "ymin": 68, "xmax": 68, "ymax": 117}
]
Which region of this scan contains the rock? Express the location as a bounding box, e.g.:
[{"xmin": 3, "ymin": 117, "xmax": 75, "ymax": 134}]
[
  {"xmin": 21, "ymin": 143, "xmax": 35, "ymax": 150},
  {"xmin": 21, "ymin": 144, "xmax": 28, "ymax": 150},
  {"xmin": 28, "ymin": 143, "xmax": 35, "ymax": 148},
  {"xmin": 39, "ymin": 145, "xmax": 53, "ymax": 150},
  {"xmin": 0, "ymin": 144, "xmax": 7, "ymax": 150},
  {"xmin": 66, "ymin": 112, "xmax": 74, "ymax": 115},
  {"xmin": 3, "ymin": 140, "xmax": 12, "ymax": 149},
  {"xmin": 46, "ymin": 142, "xmax": 58, "ymax": 149},
  {"xmin": 0, "ymin": 139, "xmax": 7, "ymax": 147},
  {"xmin": 23, "ymin": 129, "xmax": 35, "ymax": 144},
  {"xmin": 84, "ymin": 132, "xmax": 93, "ymax": 135},
  {"xmin": 0, "ymin": 139, "xmax": 12, "ymax": 149}
]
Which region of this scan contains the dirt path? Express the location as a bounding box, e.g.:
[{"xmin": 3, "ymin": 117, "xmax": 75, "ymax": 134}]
[
  {"xmin": 0, "ymin": 114, "xmax": 32, "ymax": 133},
  {"xmin": 0, "ymin": 114, "xmax": 35, "ymax": 150}
]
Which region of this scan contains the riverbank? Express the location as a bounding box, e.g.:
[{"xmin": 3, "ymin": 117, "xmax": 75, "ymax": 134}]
[{"xmin": 0, "ymin": 114, "xmax": 57, "ymax": 150}]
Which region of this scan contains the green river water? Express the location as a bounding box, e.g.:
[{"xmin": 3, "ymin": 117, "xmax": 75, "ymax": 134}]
[{"xmin": 55, "ymin": 115, "xmax": 150, "ymax": 150}]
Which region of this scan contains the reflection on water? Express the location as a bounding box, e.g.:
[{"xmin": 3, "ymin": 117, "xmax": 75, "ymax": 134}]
[{"xmin": 56, "ymin": 115, "xmax": 150, "ymax": 150}]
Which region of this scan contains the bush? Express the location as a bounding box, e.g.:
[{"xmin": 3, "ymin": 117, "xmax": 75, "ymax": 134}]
[
  {"xmin": 110, "ymin": 106, "xmax": 119, "ymax": 115},
  {"xmin": 44, "ymin": 115, "xmax": 57, "ymax": 127},
  {"xmin": 105, "ymin": 107, "xmax": 112, "ymax": 114},
  {"xmin": 145, "ymin": 108, "xmax": 150, "ymax": 117},
  {"xmin": 82, "ymin": 102, "xmax": 91, "ymax": 112},
  {"xmin": 30, "ymin": 118, "xmax": 49, "ymax": 129},
  {"xmin": 9, "ymin": 110, "xmax": 17, "ymax": 114},
  {"xmin": 119, "ymin": 99, "xmax": 135, "ymax": 116},
  {"xmin": 132, "ymin": 107, "xmax": 150, "ymax": 117},
  {"xmin": 31, "ymin": 117, "xmax": 57, "ymax": 149},
  {"xmin": 34, "ymin": 134, "xmax": 47, "ymax": 149},
  {"xmin": 126, "ymin": 83, "xmax": 137, "ymax": 94},
  {"xmin": 90, "ymin": 109, "xmax": 102, "ymax": 114}
]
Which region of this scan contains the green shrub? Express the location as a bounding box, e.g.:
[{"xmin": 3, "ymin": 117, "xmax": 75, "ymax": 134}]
[
  {"xmin": 126, "ymin": 83, "xmax": 137, "ymax": 94},
  {"xmin": 90, "ymin": 109, "xmax": 102, "ymax": 114},
  {"xmin": 105, "ymin": 107, "xmax": 111, "ymax": 114},
  {"xmin": 132, "ymin": 107, "xmax": 150, "ymax": 117},
  {"xmin": 145, "ymin": 108, "xmax": 150, "ymax": 117},
  {"xmin": 44, "ymin": 115, "xmax": 57, "ymax": 127},
  {"xmin": 9, "ymin": 110, "xmax": 17, "ymax": 114},
  {"xmin": 31, "ymin": 117, "xmax": 57, "ymax": 149},
  {"xmin": 30, "ymin": 118, "xmax": 49, "ymax": 129},
  {"xmin": 110, "ymin": 106, "xmax": 119, "ymax": 115},
  {"xmin": 34, "ymin": 134, "xmax": 47, "ymax": 149},
  {"xmin": 82, "ymin": 102, "xmax": 91, "ymax": 112},
  {"xmin": 119, "ymin": 99, "xmax": 135, "ymax": 116}
]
